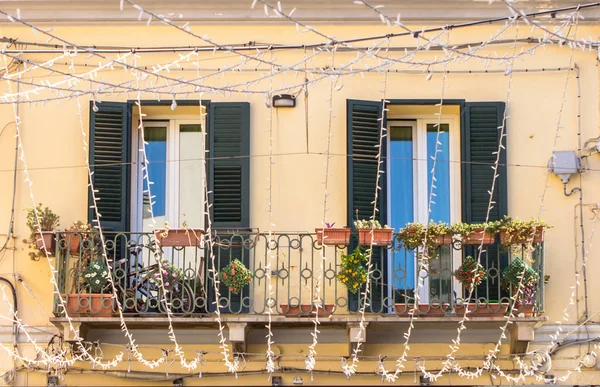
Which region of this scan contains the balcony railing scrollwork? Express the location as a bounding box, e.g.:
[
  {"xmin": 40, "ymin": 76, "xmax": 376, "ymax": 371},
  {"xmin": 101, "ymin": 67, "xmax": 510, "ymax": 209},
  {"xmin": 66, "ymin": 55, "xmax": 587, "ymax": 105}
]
[{"xmin": 52, "ymin": 231, "xmax": 544, "ymax": 318}]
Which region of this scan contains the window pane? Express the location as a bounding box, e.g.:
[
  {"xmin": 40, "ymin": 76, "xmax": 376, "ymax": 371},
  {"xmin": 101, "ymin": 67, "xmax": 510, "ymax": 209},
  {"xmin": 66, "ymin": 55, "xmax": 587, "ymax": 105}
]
[
  {"xmin": 143, "ymin": 126, "xmax": 167, "ymax": 232},
  {"xmin": 426, "ymin": 123, "xmax": 450, "ymax": 223},
  {"xmin": 426, "ymin": 123, "xmax": 451, "ymax": 303},
  {"xmin": 179, "ymin": 124, "xmax": 203, "ymax": 228},
  {"xmin": 390, "ymin": 126, "xmax": 415, "ymax": 294}
]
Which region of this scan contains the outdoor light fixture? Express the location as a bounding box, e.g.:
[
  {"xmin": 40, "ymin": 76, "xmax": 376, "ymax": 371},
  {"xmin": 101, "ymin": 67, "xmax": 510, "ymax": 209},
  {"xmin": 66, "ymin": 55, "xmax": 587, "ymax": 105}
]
[
  {"xmin": 272, "ymin": 94, "xmax": 296, "ymax": 108},
  {"xmin": 47, "ymin": 375, "xmax": 60, "ymax": 387}
]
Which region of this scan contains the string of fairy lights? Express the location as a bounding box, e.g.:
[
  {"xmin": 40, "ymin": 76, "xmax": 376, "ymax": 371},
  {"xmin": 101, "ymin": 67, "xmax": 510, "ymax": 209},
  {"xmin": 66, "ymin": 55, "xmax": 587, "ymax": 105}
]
[
  {"xmin": 378, "ymin": 29, "xmax": 453, "ymax": 383},
  {"xmin": 0, "ymin": 0, "xmax": 599, "ymax": 383},
  {"xmin": 306, "ymin": 43, "xmax": 340, "ymax": 377}
]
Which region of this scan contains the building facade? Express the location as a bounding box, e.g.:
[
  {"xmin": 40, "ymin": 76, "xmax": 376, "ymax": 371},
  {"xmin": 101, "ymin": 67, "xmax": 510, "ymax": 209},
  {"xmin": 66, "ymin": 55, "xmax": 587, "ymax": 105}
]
[{"xmin": 0, "ymin": 1, "xmax": 599, "ymax": 385}]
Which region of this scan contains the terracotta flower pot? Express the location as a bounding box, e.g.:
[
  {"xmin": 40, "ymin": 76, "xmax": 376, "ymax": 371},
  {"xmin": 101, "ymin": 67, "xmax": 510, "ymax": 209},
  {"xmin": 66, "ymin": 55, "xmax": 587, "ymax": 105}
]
[
  {"xmin": 315, "ymin": 228, "xmax": 351, "ymax": 246},
  {"xmin": 61, "ymin": 293, "xmax": 113, "ymax": 317},
  {"xmin": 465, "ymin": 228, "xmax": 495, "ymax": 245},
  {"xmin": 358, "ymin": 228, "xmax": 394, "ymax": 246},
  {"xmin": 516, "ymin": 304, "xmax": 535, "ymax": 317},
  {"xmin": 394, "ymin": 303, "xmax": 449, "ymax": 317},
  {"xmin": 35, "ymin": 231, "xmax": 55, "ymax": 255},
  {"xmin": 431, "ymin": 233, "xmax": 453, "ymax": 245},
  {"xmin": 67, "ymin": 234, "xmax": 82, "ymax": 255},
  {"xmin": 279, "ymin": 303, "xmax": 335, "ymax": 317},
  {"xmin": 499, "ymin": 226, "xmax": 544, "ymax": 245},
  {"xmin": 154, "ymin": 229, "xmax": 204, "ymax": 247},
  {"xmin": 454, "ymin": 302, "xmax": 508, "ymax": 317}
]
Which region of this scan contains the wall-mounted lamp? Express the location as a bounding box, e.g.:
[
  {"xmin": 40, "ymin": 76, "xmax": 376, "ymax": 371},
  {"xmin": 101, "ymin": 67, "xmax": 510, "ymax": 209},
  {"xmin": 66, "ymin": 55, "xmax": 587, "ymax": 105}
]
[{"xmin": 272, "ymin": 94, "xmax": 296, "ymax": 108}]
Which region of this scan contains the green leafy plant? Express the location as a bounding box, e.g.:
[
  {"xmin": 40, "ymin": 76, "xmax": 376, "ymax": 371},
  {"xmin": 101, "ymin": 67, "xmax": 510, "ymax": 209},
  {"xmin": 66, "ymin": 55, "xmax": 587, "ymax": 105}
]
[
  {"xmin": 65, "ymin": 221, "xmax": 93, "ymax": 234},
  {"xmin": 150, "ymin": 258, "xmax": 185, "ymax": 293},
  {"xmin": 396, "ymin": 221, "xmax": 451, "ymax": 258},
  {"xmin": 353, "ymin": 219, "xmax": 389, "ymax": 229},
  {"xmin": 338, "ymin": 247, "xmax": 368, "ymax": 294},
  {"xmin": 449, "ymin": 221, "xmax": 501, "ymax": 241},
  {"xmin": 82, "ymin": 258, "xmax": 110, "ymax": 293},
  {"xmin": 23, "ymin": 204, "xmax": 60, "ymax": 234},
  {"xmin": 498, "ymin": 216, "xmax": 550, "ymax": 253},
  {"xmin": 454, "ymin": 256, "xmax": 487, "ymax": 286},
  {"xmin": 22, "ymin": 204, "xmax": 60, "ymax": 260},
  {"xmin": 220, "ymin": 259, "xmax": 252, "ymax": 294}
]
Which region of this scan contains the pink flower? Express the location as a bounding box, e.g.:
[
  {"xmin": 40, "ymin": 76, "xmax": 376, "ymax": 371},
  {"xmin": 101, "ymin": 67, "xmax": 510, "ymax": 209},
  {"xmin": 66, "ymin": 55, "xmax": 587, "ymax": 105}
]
[
  {"xmin": 223, "ymin": 273, "xmax": 228, "ymax": 279},
  {"xmin": 154, "ymin": 273, "xmax": 160, "ymax": 278},
  {"xmin": 172, "ymin": 273, "xmax": 178, "ymax": 278},
  {"xmin": 232, "ymin": 263, "xmax": 238, "ymax": 268},
  {"xmin": 231, "ymin": 269, "xmax": 235, "ymax": 275},
  {"xmin": 163, "ymin": 263, "xmax": 169, "ymax": 268},
  {"xmin": 164, "ymin": 282, "xmax": 170, "ymax": 287}
]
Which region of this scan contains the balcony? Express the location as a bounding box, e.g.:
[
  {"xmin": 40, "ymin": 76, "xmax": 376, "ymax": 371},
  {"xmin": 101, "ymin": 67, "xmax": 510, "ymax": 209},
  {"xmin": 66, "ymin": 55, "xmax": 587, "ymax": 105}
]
[{"xmin": 51, "ymin": 230, "xmax": 545, "ymax": 321}]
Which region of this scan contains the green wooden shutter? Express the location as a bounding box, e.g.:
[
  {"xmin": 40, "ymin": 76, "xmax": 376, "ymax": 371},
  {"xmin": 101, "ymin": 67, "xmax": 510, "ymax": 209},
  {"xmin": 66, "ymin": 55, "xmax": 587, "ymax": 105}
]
[
  {"xmin": 461, "ymin": 102, "xmax": 508, "ymax": 301},
  {"xmin": 208, "ymin": 102, "xmax": 250, "ymax": 313},
  {"xmin": 88, "ymin": 101, "xmax": 131, "ymax": 234},
  {"xmin": 461, "ymin": 102, "xmax": 507, "ymax": 223},
  {"xmin": 347, "ymin": 99, "xmax": 387, "ymax": 312},
  {"xmin": 208, "ymin": 102, "xmax": 250, "ymax": 229}
]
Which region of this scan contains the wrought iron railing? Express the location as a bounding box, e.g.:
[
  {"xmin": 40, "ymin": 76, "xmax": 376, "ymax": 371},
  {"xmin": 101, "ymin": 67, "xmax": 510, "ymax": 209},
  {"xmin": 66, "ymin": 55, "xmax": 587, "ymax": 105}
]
[{"xmin": 52, "ymin": 231, "xmax": 544, "ymax": 317}]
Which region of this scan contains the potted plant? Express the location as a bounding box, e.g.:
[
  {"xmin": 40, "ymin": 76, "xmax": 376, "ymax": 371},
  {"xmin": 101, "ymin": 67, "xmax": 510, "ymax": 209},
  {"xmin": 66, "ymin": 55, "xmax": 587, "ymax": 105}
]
[
  {"xmin": 452, "ymin": 256, "xmax": 508, "ymax": 316},
  {"xmin": 498, "ymin": 217, "xmax": 549, "ymax": 252},
  {"xmin": 502, "ymin": 257, "xmax": 539, "ymax": 317},
  {"xmin": 514, "ymin": 282, "xmax": 537, "ymax": 317},
  {"xmin": 397, "ymin": 221, "xmax": 452, "ymax": 258},
  {"xmin": 394, "ymin": 302, "xmax": 450, "ymax": 317},
  {"xmin": 219, "ymin": 259, "xmax": 252, "ymax": 294},
  {"xmin": 354, "ymin": 219, "xmax": 393, "ymax": 246},
  {"xmin": 23, "ymin": 204, "xmax": 60, "ymax": 260},
  {"xmin": 451, "ymin": 222, "xmax": 498, "ymax": 245},
  {"xmin": 150, "ymin": 258, "xmax": 185, "ymax": 293},
  {"xmin": 154, "ymin": 222, "xmax": 204, "ymax": 247},
  {"xmin": 63, "ymin": 221, "xmax": 93, "ymax": 255},
  {"xmin": 315, "ymin": 222, "xmax": 351, "ymax": 246},
  {"xmin": 279, "ymin": 303, "xmax": 336, "ymax": 317},
  {"xmin": 63, "ymin": 258, "xmax": 113, "ymax": 317}
]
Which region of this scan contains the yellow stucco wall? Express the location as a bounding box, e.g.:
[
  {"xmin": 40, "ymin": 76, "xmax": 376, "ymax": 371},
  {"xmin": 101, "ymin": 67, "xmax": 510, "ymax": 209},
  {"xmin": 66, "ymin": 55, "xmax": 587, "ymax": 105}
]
[{"xmin": 0, "ymin": 22, "xmax": 599, "ymax": 385}]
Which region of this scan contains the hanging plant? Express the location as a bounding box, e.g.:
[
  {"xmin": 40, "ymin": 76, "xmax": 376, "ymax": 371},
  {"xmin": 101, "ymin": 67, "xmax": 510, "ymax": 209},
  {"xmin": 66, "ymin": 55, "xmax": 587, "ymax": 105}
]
[
  {"xmin": 498, "ymin": 216, "xmax": 549, "ymax": 253},
  {"xmin": 220, "ymin": 259, "xmax": 252, "ymax": 294},
  {"xmin": 502, "ymin": 257, "xmax": 539, "ymax": 288},
  {"xmin": 396, "ymin": 221, "xmax": 451, "ymax": 258},
  {"xmin": 82, "ymin": 258, "xmax": 111, "ymax": 293},
  {"xmin": 337, "ymin": 247, "xmax": 368, "ymax": 294},
  {"xmin": 454, "ymin": 256, "xmax": 487, "ymax": 286},
  {"xmin": 450, "ymin": 221, "xmax": 500, "ymax": 245}
]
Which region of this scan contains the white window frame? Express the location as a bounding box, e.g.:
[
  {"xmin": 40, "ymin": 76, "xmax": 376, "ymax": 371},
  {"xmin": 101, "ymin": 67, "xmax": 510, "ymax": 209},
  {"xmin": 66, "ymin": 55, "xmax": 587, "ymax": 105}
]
[
  {"xmin": 131, "ymin": 117, "xmax": 204, "ymax": 234},
  {"xmin": 386, "ymin": 115, "xmax": 461, "ymax": 304}
]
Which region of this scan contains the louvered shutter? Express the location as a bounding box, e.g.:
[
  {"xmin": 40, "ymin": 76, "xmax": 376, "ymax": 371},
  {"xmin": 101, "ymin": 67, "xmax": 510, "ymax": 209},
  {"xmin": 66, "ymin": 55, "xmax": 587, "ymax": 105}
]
[
  {"xmin": 347, "ymin": 99, "xmax": 387, "ymax": 313},
  {"xmin": 461, "ymin": 102, "xmax": 507, "ymax": 223},
  {"xmin": 208, "ymin": 102, "xmax": 250, "ymax": 229},
  {"xmin": 88, "ymin": 102, "xmax": 131, "ymax": 234},
  {"xmin": 207, "ymin": 102, "xmax": 250, "ymax": 313},
  {"xmin": 461, "ymin": 102, "xmax": 508, "ymax": 301}
]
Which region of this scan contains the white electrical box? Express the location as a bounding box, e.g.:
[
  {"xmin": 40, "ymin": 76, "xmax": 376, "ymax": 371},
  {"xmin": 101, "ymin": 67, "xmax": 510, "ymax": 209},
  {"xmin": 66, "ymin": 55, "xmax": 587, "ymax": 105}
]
[{"xmin": 548, "ymin": 151, "xmax": 580, "ymax": 183}]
